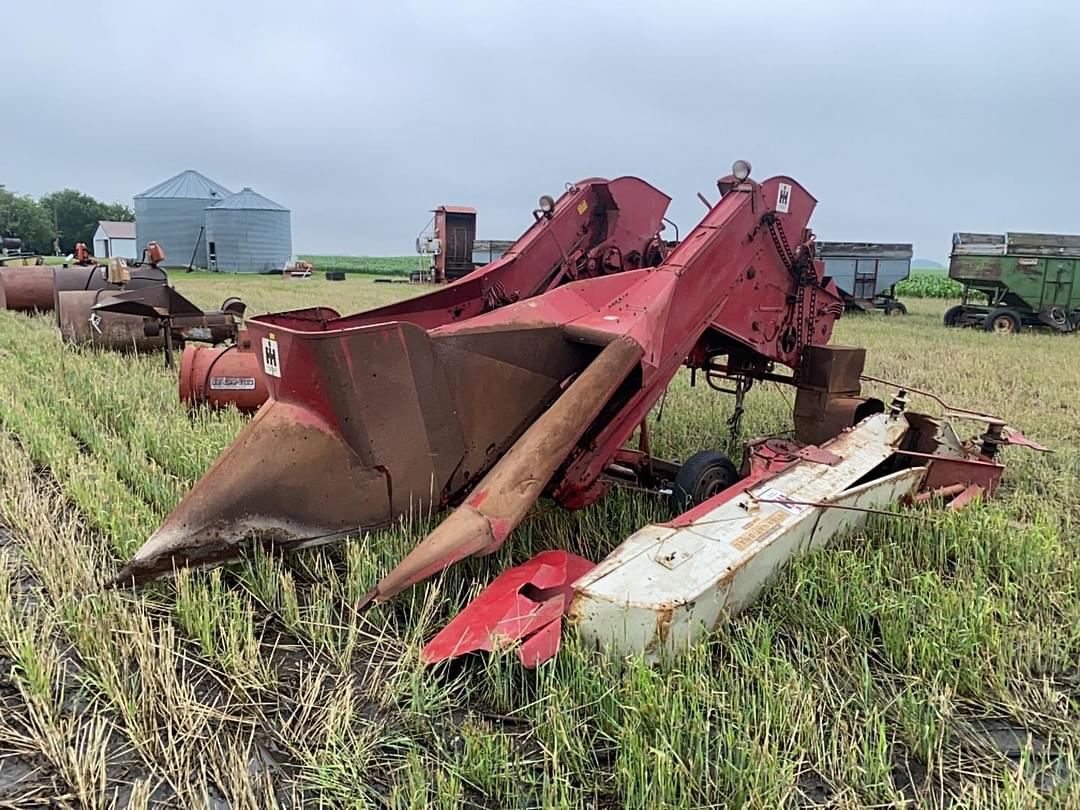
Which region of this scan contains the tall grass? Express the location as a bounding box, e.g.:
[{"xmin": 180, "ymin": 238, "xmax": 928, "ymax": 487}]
[{"xmin": 0, "ymin": 282, "xmax": 1077, "ymax": 805}]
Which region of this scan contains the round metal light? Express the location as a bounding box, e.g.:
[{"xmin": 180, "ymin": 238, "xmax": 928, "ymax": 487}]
[
  {"xmin": 732, "ymin": 160, "xmax": 752, "ymax": 182},
  {"xmin": 539, "ymin": 194, "xmax": 556, "ymax": 214}
]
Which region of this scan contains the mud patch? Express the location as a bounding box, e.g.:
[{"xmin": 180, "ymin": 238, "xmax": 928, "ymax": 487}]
[
  {"xmin": 794, "ymin": 766, "xmax": 833, "ymax": 807},
  {"xmin": 965, "ymin": 716, "xmax": 1071, "ymax": 791}
]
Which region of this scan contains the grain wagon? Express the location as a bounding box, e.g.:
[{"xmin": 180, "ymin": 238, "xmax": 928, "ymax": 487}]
[
  {"xmin": 815, "ymin": 241, "xmax": 912, "ymax": 314},
  {"xmin": 945, "ymin": 232, "xmax": 1080, "ymax": 334}
]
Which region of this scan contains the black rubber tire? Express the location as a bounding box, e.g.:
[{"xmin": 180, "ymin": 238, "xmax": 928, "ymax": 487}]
[
  {"xmin": 884, "ymin": 301, "xmax": 907, "ymax": 316},
  {"xmin": 669, "ymin": 450, "xmax": 739, "ymax": 516},
  {"xmin": 983, "ymin": 307, "xmax": 1021, "ymax": 335},
  {"xmin": 943, "ymin": 305, "xmax": 966, "ymax": 327}
]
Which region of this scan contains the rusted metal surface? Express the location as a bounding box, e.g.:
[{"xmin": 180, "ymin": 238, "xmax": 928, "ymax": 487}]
[
  {"xmin": 51, "ymin": 264, "xmax": 167, "ymax": 323},
  {"xmin": 118, "ymin": 321, "xmax": 588, "ymax": 583},
  {"xmin": 0, "ymin": 266, "xmax": 56, "ymax": 312},
  {"xmin": 433, "ymin": 206, "xmax": 477, "ymax": 282},
  {"xmin": 115, "ymin": 400, "xmax": 392, "ymax": 584},
  {"xmin": 92, "ymin": 285, "xmax": 242, "ymax": 344},
  {"xmin": 130, "ymin": 167, "xmax": 845, "ymax": 589},
  {"xmin": 178, "ymin": 308, "xmax": 340, "ymax": 412},
  {"xmin": 421, "ymin": 550, "xmax": 595, "ymax": 668},
  {"xmin": 60, "ymin": 285, "xmax": 243, "ymax": 368},
  {"xmin": 58, "ymin": 290, "xmax": 165, "ymax": 352},
  {"xmin": 365, "ymin": 335, "xmax": 643, "ymax": 605},
  {"xmin": 179, "ymin": 341, "xmax": 268, "ymax": 413}
]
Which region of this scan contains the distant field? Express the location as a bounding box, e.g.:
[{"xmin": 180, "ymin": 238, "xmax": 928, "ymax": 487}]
[
  {"xmin": 896, "ymin": 271, "xmax": 963, "ymax": 298},
  {"xmin": 298, "ymin": 255, "xmax": 418, "ymax": 277}
]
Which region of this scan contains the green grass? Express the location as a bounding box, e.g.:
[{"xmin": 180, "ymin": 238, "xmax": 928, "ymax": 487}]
[
  {"xmin": 0, "ymin": 279, "xmax": 1077, "ymax": 806},
  {"xmin": 0, "ymin": 255, "xmax": 72, "ymax": 266}
]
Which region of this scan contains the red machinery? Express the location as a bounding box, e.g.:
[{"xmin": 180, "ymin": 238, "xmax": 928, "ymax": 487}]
[
  {"xmin": 117, "ymin": 162, "xmax": 849, "ymax": 585},
  {"xmin": 73, "ymin": 242, "xmax": 95, "ymax": 265},
  {"xmin": 179, "ymin": 176, "xmax": 673, "ymax": 412},
  {"xmin": 424, "ymin": 205, "xmax": 478, "ymax": 282}
]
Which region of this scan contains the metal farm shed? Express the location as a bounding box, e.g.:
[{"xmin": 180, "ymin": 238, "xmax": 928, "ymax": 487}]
[
  {"xmin": 134, "ymin": 170, "xmax": 231, "ymax": 269},
  {"xmin": 205, "ymin": 188, "xmax": 292, "ymax": 274}
]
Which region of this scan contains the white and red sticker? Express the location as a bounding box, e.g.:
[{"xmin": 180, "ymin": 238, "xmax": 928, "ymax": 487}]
[
  {"xmin": 261, "ymin": 337, "xmax": 281, "ymax": 378},
  {"xmin": 757, "ymin": 486, "xmax": 807, "ymax": 515},
  {"xmin": 210, "ymin": 376, "xmax": 257, "ymax": 391}
]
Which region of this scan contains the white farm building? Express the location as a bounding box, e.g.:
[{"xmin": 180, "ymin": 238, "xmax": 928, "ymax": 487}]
[{"xmin": 93, "ymin": 221, "xmax": 137, "ymax": 259}]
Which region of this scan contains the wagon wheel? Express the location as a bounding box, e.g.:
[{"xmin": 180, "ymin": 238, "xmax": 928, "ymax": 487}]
[
  {"xmin": 884, "ymin": 301, "xmax": 907, "ymax": 316},
  {"xmin": 668, "ymin": 450, "xmax": 739, "ymax": 516},
  {"xmin": 984, "ymin": 308, "xmax": 1021, "ymax": 335},
  {"xmin": 943, "ymin": 305, "xmax": 966, "ymax": 327}
]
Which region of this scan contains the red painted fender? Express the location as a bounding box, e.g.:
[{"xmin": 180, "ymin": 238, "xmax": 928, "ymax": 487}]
[{"xmin": 422, "ymin": 550, "xmax": 595, "ymax": 668}]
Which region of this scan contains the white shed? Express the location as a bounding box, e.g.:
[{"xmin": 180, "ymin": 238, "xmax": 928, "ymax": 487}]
[{"xmin": 93, "ymin": 221, "xmax": 137, "ymax": 259}]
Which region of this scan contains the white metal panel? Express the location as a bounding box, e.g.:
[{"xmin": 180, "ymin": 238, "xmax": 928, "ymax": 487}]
[
  {"xmin": 571, "ymin": 413, "xmax": 927, "ymax": 659},
  {"xmin": 109, "ymin": 238, "xmax": 137, "ymax": 259}
]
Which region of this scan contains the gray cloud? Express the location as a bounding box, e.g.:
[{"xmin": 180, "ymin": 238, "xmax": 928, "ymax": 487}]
[{"xmin": 4, "ymin": 0, "xmax": 1078, "ymax": 261}]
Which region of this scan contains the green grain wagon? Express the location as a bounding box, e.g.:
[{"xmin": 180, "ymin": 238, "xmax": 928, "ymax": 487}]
[{"xmin": 945, "ymin": 232, "xmax": 1080, "ymax": 334}]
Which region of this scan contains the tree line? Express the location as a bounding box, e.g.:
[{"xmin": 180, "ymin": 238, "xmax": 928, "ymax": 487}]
[{"xmin": 0, "ymin": 186, "xmax": 133, "ymax": 255}]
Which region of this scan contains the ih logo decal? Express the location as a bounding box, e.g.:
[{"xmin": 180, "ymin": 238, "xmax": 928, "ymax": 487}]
[
  {"xmin": 775, "ymin": 183, "xmax": 792, "ymax": 214},
  {"xmin": 262, "ymin": 337, "xmax": 281, "ymax": 378}
]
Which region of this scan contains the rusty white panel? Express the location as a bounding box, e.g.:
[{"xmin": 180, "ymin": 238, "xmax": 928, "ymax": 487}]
[{"xmin": 570, "ymin": 413, "xmax": 927, "ymax": 660}]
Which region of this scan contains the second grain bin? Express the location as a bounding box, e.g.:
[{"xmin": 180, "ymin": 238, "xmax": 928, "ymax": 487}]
[
  {"xmin": 134, "ymin": 170, "xmax": 232, "ymax": 269},
  {"xmin": 205, "ymin": 187, "xmax": 292, "ymax": 273}
]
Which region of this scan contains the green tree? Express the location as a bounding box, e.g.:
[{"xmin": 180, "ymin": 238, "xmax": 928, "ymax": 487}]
[
  {"xmin": 39, "ymin": 189, "xmax": 133, "ymax": 255},
  {"xmin": 0, "ymin": 186, "xmax": 56, "ymax": 253},
  {"xmin": 102, "ymin": 201, "xmax": 134, "ymax": 222}
]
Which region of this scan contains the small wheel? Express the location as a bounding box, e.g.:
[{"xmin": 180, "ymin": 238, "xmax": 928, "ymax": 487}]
[
  {"xmin": 984, "ymin": 307, "xmax": 1021, "ymax": 335},
  {"xmin": 669, "ymin": 450, "xmax": 738, "ymax": 516},
  {"xmin": 943, "ymin": 305, "xmax": 965, "ymax": 327},
  {"xmin": 884, "ymin": 301, "xmax": 907, "ymax": 316}
]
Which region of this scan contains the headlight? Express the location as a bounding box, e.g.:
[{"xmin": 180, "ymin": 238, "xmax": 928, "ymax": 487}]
[{"xmin": 732, "ymin": 160, "xmax": 752, "ymax": 182}]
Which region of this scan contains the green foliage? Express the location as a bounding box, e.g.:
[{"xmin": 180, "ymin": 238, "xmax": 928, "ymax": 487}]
[
  {"xmin": 0, "ymin": 185, "xmax": 133, "ymax": 255},
  {"xmin": 0, "ymin": 186, "xmax": 55, "ymax": 252},
  {"xmin": 299, "ymin": 255, "xmax": 418, "ymax": 276},
  {"xmin": 39, "ymin": 188, "xmax": 133, "ymax": 254},
  {"xmin": 896, "ymin": 271, "xmax": 964, "ymax": 298}
]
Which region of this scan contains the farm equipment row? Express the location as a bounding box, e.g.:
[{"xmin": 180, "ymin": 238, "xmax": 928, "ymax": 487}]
[
  {"xmin": 104, "ymin": 162, "xmax": 1046, "ymax": 667},
  {"xmin": 0, "ymin": 242, "xmax": 247, "ymax": 365}
]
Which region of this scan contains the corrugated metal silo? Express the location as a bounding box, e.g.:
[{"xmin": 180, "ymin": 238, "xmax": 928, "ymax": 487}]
[
  {"xmin": 134, "ymin": 170, "xmax": 232, "ymax": 268},
  {"xmin": 205, "ymin": 188, "xmax": 292, "ymax": 273}
]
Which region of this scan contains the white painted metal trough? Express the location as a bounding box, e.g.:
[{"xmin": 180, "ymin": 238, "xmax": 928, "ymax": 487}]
[{"xmin": 569, "ymin": 411, "xmax": 924, "ymax": 658}]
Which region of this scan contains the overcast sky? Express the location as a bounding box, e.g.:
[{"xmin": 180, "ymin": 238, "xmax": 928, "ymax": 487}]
[{"xmin": 4, "ymin": 0, "xmax": 1078, "ymax": 262}]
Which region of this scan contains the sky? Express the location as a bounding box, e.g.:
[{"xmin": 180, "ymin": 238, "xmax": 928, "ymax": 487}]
[{"xmin": 3, "ymin": 0, "xmax": 1078, "ymax": 262}]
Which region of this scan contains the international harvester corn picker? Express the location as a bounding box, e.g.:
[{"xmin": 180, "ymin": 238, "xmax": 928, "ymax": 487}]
[
  {"xmin": 118, "ymin": 162, "xmax": 1045, "ymax": 665},
  {"xmin": 178, "ymin": 175, "xmax": 672, "ymax": 412}
]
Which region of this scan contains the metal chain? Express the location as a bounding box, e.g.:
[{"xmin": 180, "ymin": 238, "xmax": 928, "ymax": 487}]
[{"xmin": 764, "ymin": 212, "xmax": 818, "ymax": 374}]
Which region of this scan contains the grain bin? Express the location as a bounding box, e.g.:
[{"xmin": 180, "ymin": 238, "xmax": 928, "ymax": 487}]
[
  {"xmin": 134, "ymin": 170, "xmax": 232, "ymax": 269},
  {"xmin": 205, "ymin": 188, "xmax": 292, "ymax": 274}
]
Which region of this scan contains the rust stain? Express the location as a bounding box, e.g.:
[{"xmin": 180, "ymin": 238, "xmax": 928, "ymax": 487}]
[{"xmin": 655, "ymin": 604, "xmax": 674, "ymax": 645}]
